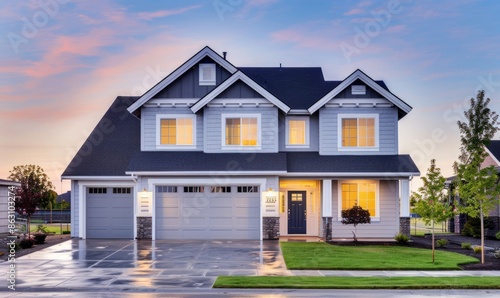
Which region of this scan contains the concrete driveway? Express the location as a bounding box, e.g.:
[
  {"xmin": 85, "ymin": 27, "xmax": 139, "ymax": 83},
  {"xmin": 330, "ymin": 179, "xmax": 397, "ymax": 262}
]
[{"xmin": 0, "ymin": 239, "xmax": 286, "ymax": 291}]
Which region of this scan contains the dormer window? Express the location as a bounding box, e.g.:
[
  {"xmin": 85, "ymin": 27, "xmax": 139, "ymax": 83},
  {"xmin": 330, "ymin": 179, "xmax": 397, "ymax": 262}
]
[
  {"xmin": 199, "ymin": 63, "xmax": 216, "ymax": 86},
  {"xmin": 351, "ymin": 85, "xmax": 366, "ymax": 95}
]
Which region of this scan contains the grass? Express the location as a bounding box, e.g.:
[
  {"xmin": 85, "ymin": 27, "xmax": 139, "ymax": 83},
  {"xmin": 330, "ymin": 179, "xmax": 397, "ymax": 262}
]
[
  {"xmin": 280, "ymin": 242, "xmax": 478, "ymax": 270},
  {"xmin": 29, "ymin": 223, "xmax": 70, "ymax": 235},
  {"xmin": 214, "ymin": 276, "xmax": 500, "ymax": 289}
]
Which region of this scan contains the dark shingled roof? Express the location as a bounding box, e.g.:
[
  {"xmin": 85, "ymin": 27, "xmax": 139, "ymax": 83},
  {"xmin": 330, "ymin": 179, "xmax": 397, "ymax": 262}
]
[
  {"xmin": 127, "ymin": 152, "xmax": 287, "ymax": 172},
  {"xmin": 286, "ymin": 152, "xmax": 419, "ymax": 174},
  {"xmin": 239, "ymin": 67, "xmax": 390, "ymax": 110},
  {"xmin": 62, "ymin": 96, "xmax": 140, "ymax": 177},
  {"xmin": 62, "ymin": 97, "xmax": 419, "ymax": 177},
  {"xmin": 486, "ymin": 140, "xmax": 500, "ymax": 161}
]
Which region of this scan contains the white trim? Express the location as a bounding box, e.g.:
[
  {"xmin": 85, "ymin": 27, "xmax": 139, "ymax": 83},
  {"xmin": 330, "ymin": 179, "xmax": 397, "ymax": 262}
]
[
  {"xmin": 337, "ymin": 179, "xmax": 380, "ymax": 221},
  {"xmin": 351, "ymin": 85, "xmax": 366, "ymax": 95},
  {"xmin": 337, "ymin": 113, "xmax": 379, "ymax": 151},
  {"xmin": 221, "ymin": 113, "xmax": 262, "ymax": 151},
  {"xmin": 191, "ymin": 71, "xmax": 291, "ymax": 113},
  {"xmin": 308, "ymin": 69, "xmax": 412, "ymax": 115},
  {"xmin": 286, "ymin": 116, "xmax": 310, "ymax": 148},
  {"xmin": 126, "ymin": 171, "xmax": 287, "ymax": 176},
  {"xmin": 147, "ymin": 177, "xmax": 267, "ymax": 241},
  {"xmin": 322, "ymin": 179, "xmax": 332, "ymax": 217},
  {"xmin": 128, "ymin": 46, "xmax": 238, "ymax": 114},
  {"xmin": 199, "ymin": 63, "xmax": 216, "ymax": 86},
  {"xmin": 156, "ymin": 114, "xmax": 197, "ymax": 149},
  {"xmin": 287, "ymin": 109, "xmax": 310, "ymax": 115},
  {"xmin": 400, "ymin": 179, "xmax": 410, "ymax": 217},
  {"xmin": 283, "ymin": 172, "xmax": 419, "ymax": 178},
  {"xmin": 485, "ymin": 146, "xmax": 500, "ymax": 166},
  {"xmin": 77, "ymin": 181, "xmax": 136, "ymax": 240},
  {"xmin": 62, "ymin": 176, "xmax": 135, "ymax": 180}
]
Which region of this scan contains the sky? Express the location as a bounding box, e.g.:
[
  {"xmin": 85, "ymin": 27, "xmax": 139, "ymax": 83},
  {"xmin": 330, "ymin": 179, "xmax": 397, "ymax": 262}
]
[{"xmin": 1, "ymin": 0, "xmax": 500, "ymax": 194}]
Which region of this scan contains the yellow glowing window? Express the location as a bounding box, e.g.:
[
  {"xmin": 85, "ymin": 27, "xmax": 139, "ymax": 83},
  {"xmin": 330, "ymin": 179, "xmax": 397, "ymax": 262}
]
[
  {"xmin": 160, "ymin": 118, "xmax": 193, "ymax": 145},
  {"xmin": 341, "ymin": 117, "xmax": 375, "ymax": 147},
  {"xmin": 225, "ymin": 117, "xmax": 258, "ymax": 146},
  {"xmin": 288, "ymin": 119, "xmax": 306, "ymax": 145},
  {"xmin": 341, "ymin": 182, "xmax": 376, "ymax": 217}
]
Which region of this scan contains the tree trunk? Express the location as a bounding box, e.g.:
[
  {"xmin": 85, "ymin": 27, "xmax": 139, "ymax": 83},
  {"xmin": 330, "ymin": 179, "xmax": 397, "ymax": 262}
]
[
  {"xmin": 480, "ymin": 203, "xmax": 485, "ymax": 264},
  {"xmin": 432, "ymin": 220, "xmax": 435, "ymax": 263},
  {"xmin": 27, "ymin": 216, "xmax": 31, "ymax": 239}
]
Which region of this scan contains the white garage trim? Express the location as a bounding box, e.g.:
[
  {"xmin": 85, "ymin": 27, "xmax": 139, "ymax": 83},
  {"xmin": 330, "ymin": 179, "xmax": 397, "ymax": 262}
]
[
  {"xmin": 147, "ymin": 178, "xmax": 267, "ymax": 240},
  {"xmin": 78, "ymin": 181, "xmax": 136, "ymax": 239}
]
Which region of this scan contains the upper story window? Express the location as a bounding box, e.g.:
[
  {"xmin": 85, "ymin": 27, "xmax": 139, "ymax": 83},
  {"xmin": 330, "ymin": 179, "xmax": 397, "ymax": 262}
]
[
  {"xmin": 286, "ymin": 117, "xmax": 309, "ymax": 148},
  {"xmin": 222, "ymin": 114, "xmax": 261, "ymax": 149},
  {"xmin": 156, "ymin": 114, "xmax": 196, "ymax": 149},
  {"xmin": 339, "ymin": 180, "xmax": 378, "ymax": 219},
  {"xmin": 199, "ymin": 63, "xmax": 216, "ymax": 86},
  {"xmin": 338, "ymin": 114, "xmax": 379, "ymax": 150}
]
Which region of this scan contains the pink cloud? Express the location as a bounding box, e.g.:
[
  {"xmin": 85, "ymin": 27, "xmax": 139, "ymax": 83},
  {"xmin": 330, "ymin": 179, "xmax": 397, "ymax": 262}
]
[
  {"xmin": 345, "ymin": 8, "xmax": 363, "ymax": 16},
  {"xmin": 137, "ymin": 5, "xmax": 201, "ymax": 20},
  {"xmin": 386, "ymin": 24, "xmax": 406, "ymax": 33}
]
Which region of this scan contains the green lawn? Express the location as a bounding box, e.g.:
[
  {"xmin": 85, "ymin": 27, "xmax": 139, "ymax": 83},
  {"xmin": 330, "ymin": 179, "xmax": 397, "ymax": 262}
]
[
  {"xmin": 280, "ymin": 242, "xmax": 478, "ymax": 270},
  {"xmin": 29, "ymin": 223, "xmax": 70, "ymax": 234},
  {"xmin": 214, "ymin": 276, "xmax": 500, "ymax": 289}
]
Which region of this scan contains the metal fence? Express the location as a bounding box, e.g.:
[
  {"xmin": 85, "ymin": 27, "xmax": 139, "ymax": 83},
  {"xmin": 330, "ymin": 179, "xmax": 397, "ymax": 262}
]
[{"xmin": 18, "ymin": 209, "xmax": 71, "ymax": 223}]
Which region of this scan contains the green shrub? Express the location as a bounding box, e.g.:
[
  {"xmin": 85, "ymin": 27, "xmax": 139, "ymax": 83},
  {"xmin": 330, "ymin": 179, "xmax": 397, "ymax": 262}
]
[
  {"xmin": 19, "ymin": 238, "xmax": 34, "ymax": 249},
  {"xmin": 436, "ymin": 239, "xmax": 448, "ymax": 248},
  {"xmin": 62, "ymin": 230, "xmax": 71, "ymax": 235},
  {"xmin": 496, "ymin": 231, "xmax": 500, "ymax": 240},
  {"xmin": 473, "ymin": 246, "xmax": 482, "ymax": 253},
  {"xmin": 36, "ymin": 224, "xmax": 49, "ymax": 233},
  {"xmin": 33, "ymin": 233, "xmax": 47, "ymax": 244},
  {"xmin": 394, "ymin": 233, "xmax": 410, "ymax": 244},
  {"xmin": 495, "ymin": 250, "xmax": 500, "ymax": 259},
  {"xmin": 461, "ymin": 217, "xmax": 495, "ymax": 237},
  {"xmin": 461, "ymin": 242, "xmax": 472, "ymax": 250}
]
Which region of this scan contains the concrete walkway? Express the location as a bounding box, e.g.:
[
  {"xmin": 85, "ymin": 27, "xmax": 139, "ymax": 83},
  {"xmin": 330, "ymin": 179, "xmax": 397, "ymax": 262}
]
[{"xmin": 1, "ymin": 239, "xmax": 499, "ymax": 292}]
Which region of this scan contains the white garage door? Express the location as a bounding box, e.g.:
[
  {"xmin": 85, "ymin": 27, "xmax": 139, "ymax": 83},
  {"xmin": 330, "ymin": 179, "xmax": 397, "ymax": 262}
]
[
  {"xmin": 86, "ymin": 187, "xmax": 134, "ymax": 238},
  {"xmin": 155, "ymin": 185, "xmax": 260, "ymax": 239}
]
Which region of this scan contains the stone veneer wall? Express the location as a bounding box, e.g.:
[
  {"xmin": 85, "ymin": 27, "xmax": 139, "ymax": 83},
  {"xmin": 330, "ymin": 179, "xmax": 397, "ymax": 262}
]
[
  {"xmin": 322, "ymin": 217, "xmax": 332, "ymax": 241},
  {"xmin": 137, "ymin": 217, "xmax": 152, "ymax": 239},
  {"xmin": 262, "ymin": 217, "xmax": 279, "ymax": 240},
  {"xmin": 399, "ymin": 217, "xmax": 410, "ymax": 237}
]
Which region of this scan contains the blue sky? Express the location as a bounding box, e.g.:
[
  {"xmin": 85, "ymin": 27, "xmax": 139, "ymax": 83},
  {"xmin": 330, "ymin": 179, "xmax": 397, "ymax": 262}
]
[{"xmin": 1, "ymin": 0, "xmax": 499, "ymax": 192}]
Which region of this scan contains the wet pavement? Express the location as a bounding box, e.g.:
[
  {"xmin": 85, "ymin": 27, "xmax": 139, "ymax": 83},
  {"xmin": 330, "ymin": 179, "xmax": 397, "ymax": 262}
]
[{"xmin": 0, "ymin": 239, "xmax": 286, "ymax": 291}]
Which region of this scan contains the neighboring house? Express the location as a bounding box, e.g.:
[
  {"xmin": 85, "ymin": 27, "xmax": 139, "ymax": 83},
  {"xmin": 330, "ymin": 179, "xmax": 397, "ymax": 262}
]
[
  {"xmin": 0, "ymin": 179, "xmax": 20, "ymax": 234},
  {"xmin": 448, "ymin": 141, "xmax": 500, "ymax": 235},
  {"xmin": 62, "ymin": 46, "xmax": 420, "ymax": 240},
  {"xmin": 56, "ymin": 191, "xmax": 71, "ymax": 204}
]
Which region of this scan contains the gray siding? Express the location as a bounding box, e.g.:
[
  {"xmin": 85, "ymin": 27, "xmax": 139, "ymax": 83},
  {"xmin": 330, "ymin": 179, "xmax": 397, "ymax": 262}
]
[
  {"xmin": 333, "ymin": 80, "xmax": 384, "ymax": 99},
  {"xmin": 203, "ymin": 106, "xmax": 279, "ymax": 153},
  {"xmin": 216, "ymin": 80, "xmax": 262, "ymax": 98},
  {"xmin": 141, "ymin": 106, "xmax": 203, "ymax": 151},
  {"xmin": 278, "ymin": 113, "xmax": 319, "ymax": 152},
  {"xmin": 331, "ymin": 180, "xmax": 399, "ymax": 238},
  {"xmin": 153, "ymin": 57, "xmax": 232, "ymax": 98},
  {"xmin": 319, "ymin": 107, "xmax": 398, "ymax": 155},
  {"xmin": 71, "ymin": 180, "xmax": 79, "ymax": 238},
  {"xmin": 0, "ymin": 186, "xmax": 10, "ymax": 233}
]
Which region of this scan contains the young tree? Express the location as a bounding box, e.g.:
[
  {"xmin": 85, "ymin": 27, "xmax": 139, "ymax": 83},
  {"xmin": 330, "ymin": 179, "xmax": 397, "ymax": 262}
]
[
  {"xmin": 413, "ymin": 159, "xmax": 453, "ymax": 263},
  {"xmin": 8, "ymin": 165, "xmax": 54, "ymax": 237},
  {"xmin": 341, "ymin": 205, "xmax": 371, "ymax": 241},
  {"xmin": 454, "ymin": 90, "xmax": 500, "ymax": 264}
]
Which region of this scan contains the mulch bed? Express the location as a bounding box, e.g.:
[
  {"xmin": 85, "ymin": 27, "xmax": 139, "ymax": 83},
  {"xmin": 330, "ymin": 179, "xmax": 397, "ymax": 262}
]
[{"xmin": 0, "ymin": 234, "xmax": 71, "ymax": 261}]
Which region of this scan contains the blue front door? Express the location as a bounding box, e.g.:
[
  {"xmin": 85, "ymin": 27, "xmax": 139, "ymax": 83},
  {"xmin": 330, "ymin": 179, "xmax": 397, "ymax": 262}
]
[{"xmin": 288, "ymin": 191, "xmax": 307, "ymax": 234}]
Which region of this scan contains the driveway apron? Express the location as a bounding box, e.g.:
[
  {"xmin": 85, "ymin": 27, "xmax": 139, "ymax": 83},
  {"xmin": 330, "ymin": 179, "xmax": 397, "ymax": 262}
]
[{"xmin": 0, "ymin": 239, "xmax": 286, "ymax": 291}]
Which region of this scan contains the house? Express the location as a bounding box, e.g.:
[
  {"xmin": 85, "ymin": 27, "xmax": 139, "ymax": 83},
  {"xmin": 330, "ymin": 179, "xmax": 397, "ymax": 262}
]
[
  {"xmin": 448, "ymin": 141, "xmax": 500, "ymax": 235},
  {"xmin": 0, "ymin": 179, "xmax": 20, "ymax": 234},
  {"xmin": 62, "ymin": 46, "xmax": 420, "ymax": 240}
]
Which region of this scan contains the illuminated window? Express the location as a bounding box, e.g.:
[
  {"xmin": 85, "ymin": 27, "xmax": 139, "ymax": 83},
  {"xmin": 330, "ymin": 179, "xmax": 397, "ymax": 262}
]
[
  {"xmin": 287, "ymin": 117, "xmax": 309, "ymax": 147},
  {"xmin": 339, "ymin": 114, "xmax": 378, "ymax": 149},
  {"xmin": 157, "ymin": 115, "xmax": 196, "ymax": 148},
  {"xmin": 223, "ymin": 114, "xmax": 260, "ymax": 148},
  {"xmin": 340, "ymin": 181, "xmax": 377, "ymax": 217}
]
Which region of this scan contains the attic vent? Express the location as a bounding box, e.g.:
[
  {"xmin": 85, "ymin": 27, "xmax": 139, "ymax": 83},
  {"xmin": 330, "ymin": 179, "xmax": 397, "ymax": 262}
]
[
  {"xmin": 199, "ymin": 63, "xmax": 216, "ymax": 86},
  {"xmin": 351, "ymin": 85, "xmax": 366, "ymax": 95}
]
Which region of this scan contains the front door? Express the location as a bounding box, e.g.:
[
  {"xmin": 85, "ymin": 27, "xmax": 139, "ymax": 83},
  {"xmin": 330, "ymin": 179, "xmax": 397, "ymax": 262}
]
[{"xmin": 288, "ymin": 191, "xmax": 307, "ymax": 234}]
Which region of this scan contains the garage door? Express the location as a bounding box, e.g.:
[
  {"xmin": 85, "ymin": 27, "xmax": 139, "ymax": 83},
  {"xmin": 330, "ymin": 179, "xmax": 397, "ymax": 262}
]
[
  {"xmin": 86, "ymin": 187, "xmax": 133, "ymax": 238},
  {"xmin": 155, "ymin": 185, "xmax": 260, "ymax": 239}
]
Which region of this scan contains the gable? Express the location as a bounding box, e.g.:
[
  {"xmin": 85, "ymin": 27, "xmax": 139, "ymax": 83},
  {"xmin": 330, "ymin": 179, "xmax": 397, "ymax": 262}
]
[
  {"xmin": 153, "ymin": 57, "xmax": 232, "ymax": 99},
  {"xmin": 485, "ymin": 141, "xmax": 500, "ymax": 166},
  {"xmin": 215, "ymin": 80, "xmax": 264, "ymax": 99},
  {"xmin": 333, "ymin": 79, "xmax": 385, "ymax": 99}
]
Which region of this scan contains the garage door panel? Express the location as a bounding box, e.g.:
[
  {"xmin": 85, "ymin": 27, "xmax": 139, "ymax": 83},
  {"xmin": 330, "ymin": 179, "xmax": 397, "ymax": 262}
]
[{"xmin": 156, "ymin": 186, "xmax": 260, "ymax": 239}]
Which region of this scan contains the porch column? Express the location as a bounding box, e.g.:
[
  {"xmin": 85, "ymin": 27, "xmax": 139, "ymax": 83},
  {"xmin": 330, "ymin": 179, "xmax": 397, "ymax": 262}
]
[
  {"xmin": 322, "ymin": 180, "xmax": 332, "ymax": 241},
  {"xmin": 399, "ymin": 179, "xmax": 411, "ymax": 236}
]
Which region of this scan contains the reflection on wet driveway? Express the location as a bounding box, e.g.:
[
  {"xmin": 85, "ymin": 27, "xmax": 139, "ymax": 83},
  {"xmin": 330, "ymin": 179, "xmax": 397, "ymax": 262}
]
[{"xmin": 0, "ymin": 239, "xmax": 287, "ymax": 290}]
